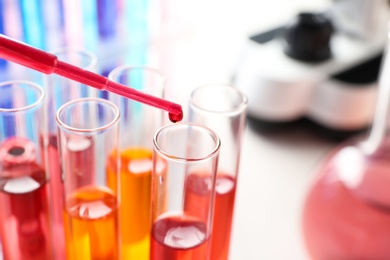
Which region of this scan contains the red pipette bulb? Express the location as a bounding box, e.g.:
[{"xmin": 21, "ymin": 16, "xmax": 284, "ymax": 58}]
[{"xmin": 0, "ymin": 34, "xmax": 183, "ymax": 123}]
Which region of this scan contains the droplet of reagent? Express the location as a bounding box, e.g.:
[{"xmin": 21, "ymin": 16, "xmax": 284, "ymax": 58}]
[{"xmin": 169, "ymin": 111, "xmax": 183, "ymax": 123}]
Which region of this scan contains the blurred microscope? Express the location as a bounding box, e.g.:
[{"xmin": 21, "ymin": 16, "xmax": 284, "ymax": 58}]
[{"xmin": 235, "ymin": 0, "xmax": 390, "ymax": 140}]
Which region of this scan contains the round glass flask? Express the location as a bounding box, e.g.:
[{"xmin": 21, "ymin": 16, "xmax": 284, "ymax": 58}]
[{"xmin": 302, "ymin": 34, "xmax": 390, "ymax": 259}]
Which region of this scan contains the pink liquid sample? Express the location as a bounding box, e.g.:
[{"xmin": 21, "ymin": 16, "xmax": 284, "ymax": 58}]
[
  {"xmin": 150, "ymin": 215, "xmax": 209, "ymax": 260},
  {"xmin": 184, "ymin": 173, "xmax": 236, "ymax": 260},
  {"xmin": 0, "ymin": 137, "xmax": 53, "ymax": 260},
  {"xmin": 302, "ymin": 143, "xmax": 390, "ymax": 259}
]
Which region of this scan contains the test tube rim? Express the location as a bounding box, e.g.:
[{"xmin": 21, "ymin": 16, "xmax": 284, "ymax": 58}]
[
  {"xmin": 50, "ymin": 47, "xmax": 98, "ymax": 71},
  {"xmin": 189, "ymin": 84, "xmax": 248, "ymax": 116},
  {"xmin": 108, "ymin": 65, "xmax": 167, "ymax": 91},
  {"xmin": 153, "ymin": 122, "xmax": 221, "ymax": 163},
  {"xmin": 0, "ymin": 80, "xmax": 45, "ymax": 113},
  {"xmin": 56, "ymin": 97, "xmax": 120, "ymax": 134}
]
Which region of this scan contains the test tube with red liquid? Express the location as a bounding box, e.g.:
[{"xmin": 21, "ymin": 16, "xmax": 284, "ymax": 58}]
[
  {"xmin": 151, "ymin": 123, "xmax": 220, "ymax": 260},
  {"xmin": 0, "ymin": 80, "xmax": 54, "ymax": 260},
  {"xmin": 188, "ymin": 84, "xmax": 248, "ymax": 260}
]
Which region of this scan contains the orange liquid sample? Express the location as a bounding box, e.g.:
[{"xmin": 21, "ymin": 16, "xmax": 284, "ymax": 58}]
[
  {"xmin": 64, "ymin": 185, "xmax": 119, "ymax": 260},
  {"xmin": 107, "ymin": 147, "xmax": 153, "ymax": 260}
]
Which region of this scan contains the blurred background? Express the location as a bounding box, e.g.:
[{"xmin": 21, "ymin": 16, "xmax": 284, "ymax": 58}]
[
  {"xmin": 0, "ymin": 0, "xmax": 335, "ymax": 102},
  {"xmin": 1, "ymin": 0, "xmax": 390, "ymax": 259}
]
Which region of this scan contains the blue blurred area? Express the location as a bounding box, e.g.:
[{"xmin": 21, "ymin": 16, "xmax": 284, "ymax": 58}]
[
  {"xmin": 0, "ymin": 0, "xmax": 152, "ymax": 79},
  {"xmin": 0, "ymin": 85, "xmax": 16, "ymax": 139},
  {"xmin": 97, "ymin": 0, "xmax": 117, "ymax": 40},
  {"xmin": 19, "ymin": 0, "xmax": 46, "ymax": 50},
  {"xmin": 0, "ymin": 0, "xmax": 153, "ymax": 142},
  {"xmin": 0, "ymin": 0, "xmax": 6, "ymax": 70}
]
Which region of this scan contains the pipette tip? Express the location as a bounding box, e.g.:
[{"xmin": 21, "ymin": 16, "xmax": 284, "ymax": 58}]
[{"xmin": 168, "ymin": 109, "xmax": 183, "ymax": 123}]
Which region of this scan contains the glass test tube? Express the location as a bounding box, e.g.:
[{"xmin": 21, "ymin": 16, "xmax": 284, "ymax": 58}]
[
  {"xmin": 150, "ymin": 123, "xmax": 221, "ymax": 260},
  {"xmin": 0, "ymin": 80, "xmax": 54, "ymax": 260},
  {"xmin": 106, "ymin": 65, "xmax": 165, "ymax": 260},
  {"xmin": 189, "ymin": 84, "xmax": 248, "ymax": 260},
  {"xmin": 43, "ymin": 48, "xmax": 97, "ymax": 260},
  {"xmin": 56, "ymin": 98, "xmax": 120, "ymax": 260}
]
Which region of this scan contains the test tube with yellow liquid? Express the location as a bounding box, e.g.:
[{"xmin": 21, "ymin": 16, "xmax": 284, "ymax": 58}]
[
  {"xmin": 56, "ymin": 98, "xmax": 120, "ymax": 260},
  {"xmin": 106, "ymin": 66, "xmax": 166, "ymax": 260}
]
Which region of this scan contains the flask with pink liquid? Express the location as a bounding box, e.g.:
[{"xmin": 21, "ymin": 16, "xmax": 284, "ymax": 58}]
[{"xmin": 302, "ymin": 32, "xmax": 390, "ymax": 259}]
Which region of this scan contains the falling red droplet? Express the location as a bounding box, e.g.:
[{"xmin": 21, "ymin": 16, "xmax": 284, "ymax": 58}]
[{"xmin": 168, "ymin": 111, "xmax": 183, "ymax": 123}]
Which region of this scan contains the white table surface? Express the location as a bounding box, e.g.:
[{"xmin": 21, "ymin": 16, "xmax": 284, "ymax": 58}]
[{"xmin": 157, "ymin": 0, "xmax": 343, "ymax": 259}]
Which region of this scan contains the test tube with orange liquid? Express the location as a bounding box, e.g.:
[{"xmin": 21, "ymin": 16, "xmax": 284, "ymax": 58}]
[
  {"xmin": 42, "ymin": 48, "xmax": 98, "ymax": 260},
  {"xmin": 106, "ymin": 66, "xmax": 165, "ymax": 259},
  {"xmin": 56, "ymin": 98, "xmax": 120, "ymax": 260}
]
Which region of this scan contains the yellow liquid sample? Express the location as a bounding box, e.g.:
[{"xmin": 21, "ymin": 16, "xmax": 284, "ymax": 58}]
[
  {"xmin": 64, "ymin": 185, "xmax": 119, "ymax": 260},
  {"xmin": 107, "ymin": 147, "xmax": 153, "ymax": 260}
]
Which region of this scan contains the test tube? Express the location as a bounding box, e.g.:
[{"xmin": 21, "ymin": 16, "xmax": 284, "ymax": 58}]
[
  {"xmin": 56, "ymin": 98, "xmax": 120, "ymax": 260},
  {"xmin": 106, "ymin": 65, "xmax": 165, "ymax": 260},
  {"xmin": 188, "ymin": 84, "xmax": 248, "ymax": 260},
  {"xmin": 0, "ymin": 80, "xmax": 54, "ymax": 260},
  {"xmin": 42, "ymin": 48, "xmax": 98, "ymax": 260},
  {"xmin": 150, "ymin": 123, "xmax": 221, "ymax": 260}
]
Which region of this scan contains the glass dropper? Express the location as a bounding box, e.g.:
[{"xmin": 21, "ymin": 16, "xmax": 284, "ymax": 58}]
[
  {"xmin": 362, "ymin": 31, "xmax": 390, "ymax": 154},
  {"xmin": 0, "ymin": 34, "xmax": 183, "ymax": 123}
]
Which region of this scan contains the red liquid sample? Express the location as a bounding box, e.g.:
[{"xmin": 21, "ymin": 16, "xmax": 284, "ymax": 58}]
[
  {"xmin": 184, "ymin": 173, "xmax": 237, "ymax": 260},
  {"xmin": 42, "ymin": 134, "xmax": 65, "ymax": 260},
  {"xmin": 302, "ymin": 144, "xmax": 390, "ymax": 259},
  {"xmin": 184, "ymin": 173, "xmax": 213, "ymax": 222},
  {"xmin": 150, "ymin": 215, "xmax": 209, "ymax": 260},
  {"xmin": 168, "ymin": 111, "xmax": 183, "ymax": 123},
  {"xmin": 210, "ymin": 175, "xmax": 236, "ymax": 260},
  {"xmin": 0, "ymin": 137, "xmax": 53, "ymax": 260}
]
